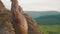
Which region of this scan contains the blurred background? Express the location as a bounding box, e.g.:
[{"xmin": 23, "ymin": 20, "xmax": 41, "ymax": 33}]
[{"xmin": 1, "ymin": 0, "xmax": 60, "ymax": 34}]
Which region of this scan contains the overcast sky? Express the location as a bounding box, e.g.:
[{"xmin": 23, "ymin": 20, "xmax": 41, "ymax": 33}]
[{"xmin": 1, "ymin": 0, "xmax": 60, "ymax": 11}]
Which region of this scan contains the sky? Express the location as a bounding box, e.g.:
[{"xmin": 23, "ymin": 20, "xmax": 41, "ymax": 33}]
[{"xmin": 1, "ymin": 0, "xmax": 60, "ymax": 11}]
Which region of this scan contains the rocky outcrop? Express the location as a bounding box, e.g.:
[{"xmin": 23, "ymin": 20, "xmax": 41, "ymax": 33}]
[
  {"xmin": 0, "ymin": 0, "xmax": 42, "ymax": 34},
  {"xmin": 23, "ymin": 13, "xmax": 42, "ymax": 34},
  {"xmin": 0, "ymin": 0, "xmax": 15, "ymax": 34}
]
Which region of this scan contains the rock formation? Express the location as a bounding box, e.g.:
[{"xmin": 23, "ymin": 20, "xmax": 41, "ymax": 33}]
[
  {"xmin": 0, "ymin": 0, "xmax": 42, "ymax": 34},
  {"xmin": 0, "ymin": 0, "xmax": 15, "ymax": 34},
  {"xmin": 23, "ymin": 13, "xmax": 42, "ymax": 34},
  {"xmin": 11, "ymin": 0, "xmax": 28, "ymax": 34}
]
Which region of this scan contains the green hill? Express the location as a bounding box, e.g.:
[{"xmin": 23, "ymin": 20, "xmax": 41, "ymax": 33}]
[
  {"xmin": 25, "ymin": 11, "xmax": 60, "ymax": 34},
  {"xmin": 24, "ymin": 11, "xmax": 60, "ymax": 18},
  {"xmin": 24, "ymin": 11, "xmax": 60, "ymax": 25},
  {"xmin": 35, "ymin": 15, "xmax": 60, "ymax": 25}
]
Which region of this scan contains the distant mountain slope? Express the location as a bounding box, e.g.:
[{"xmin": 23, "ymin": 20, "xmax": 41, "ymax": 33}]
[
  {"xmin": 35, "ymin": 15, "xmax": 60, "ymax": 25},
  {"xmin": 24, "ymin": 11, "xmax": 60, "ymax": 25},
  {"xmin": 24, "ymin": 11, "xmax": 60, "ymax": 18}
]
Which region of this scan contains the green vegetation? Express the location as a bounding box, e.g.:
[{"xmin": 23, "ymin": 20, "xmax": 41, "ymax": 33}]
[
  {"xmin": 35, "ymin": 15, "xmax": 60, "ymax": 25},
  {"xmin": 25, "ymin": 11, "xmax": 60, "ymax": 34},
  {"xmin": 24, "ymin": 11, "xmax": 60, "ymax": 18},
  {"xmin": 25, "ymin": 11, "xmax": 60, "ymax": 25},
  {"xmin": 40, "ymin": 25, "xmax": 60, "ymax": 34}
]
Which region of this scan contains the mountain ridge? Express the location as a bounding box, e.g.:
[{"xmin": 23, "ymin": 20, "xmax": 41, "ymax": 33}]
[
  {"xmin": 24, "ymin": 11, "xmax": 60, "ymax": 18},
  {"xmin": 24, "ymin": 11, "xmax": 60, "ymax": 25}
]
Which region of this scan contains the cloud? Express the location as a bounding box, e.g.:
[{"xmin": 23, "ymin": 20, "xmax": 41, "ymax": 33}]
[
  {"xmin": 1, "ymin": 0, "xmax": 60, "ymax": 11},
  {"xmin": 19, "ymin": 0, "xmax": 60, "ymax": 11},
  {"xmin": 19, "ymin": 0, "xmax": 60, "ymax": 4},
  {"xmin": 21, "ymin": 4, "xmax": 60, "ymax": 11}
]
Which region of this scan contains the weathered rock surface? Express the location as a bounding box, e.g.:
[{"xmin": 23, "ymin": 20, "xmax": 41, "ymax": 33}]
[
  {"xmin": 23, "ymin": 13, "xmax": 42, "ymax": 34},
  {"xmin": 0, "ymin": 0, "xmax": 42, "ymax": 34}
]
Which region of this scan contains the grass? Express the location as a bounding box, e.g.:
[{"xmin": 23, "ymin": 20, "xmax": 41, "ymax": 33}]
[{"xmin": 39, "ymin": 25, "xmax": 60, "ymax": 34}]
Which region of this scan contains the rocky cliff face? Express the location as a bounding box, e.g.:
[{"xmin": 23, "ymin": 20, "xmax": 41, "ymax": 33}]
[
  {"xmin": 0, "ymin": 0, "xmax": 15, "ymax": 34},
  {"xmin": 0, "ymin": 0, "xmax": 42, "ymax": 34},
  {"xmin": 0, "ymin": 8, "xmax": 15, "ymax": 34},
  {"xmin": 23, "ymin": 13, "xmax": 42, "ymax": 34}
]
